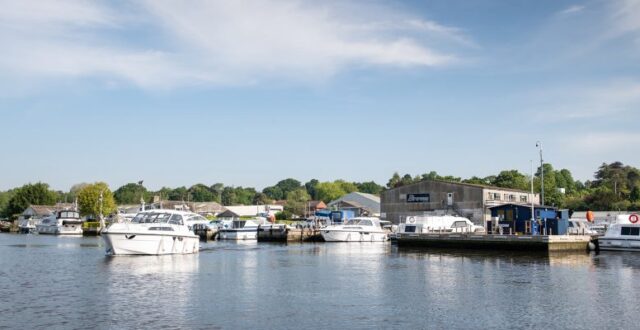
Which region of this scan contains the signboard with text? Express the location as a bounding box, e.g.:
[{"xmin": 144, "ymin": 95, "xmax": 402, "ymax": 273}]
[{"xmin": 406, "ymin": 193, "xmax": 430, "ymax": 203}]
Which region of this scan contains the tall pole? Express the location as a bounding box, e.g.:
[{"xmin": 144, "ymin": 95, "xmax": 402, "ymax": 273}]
[
  {"xmin": 536, "ymin": 141, "xmax": 544, "ymax": 205},
  {"xmin": 531, "ymin": 160, "xmax": 535, "ymax": 234}
]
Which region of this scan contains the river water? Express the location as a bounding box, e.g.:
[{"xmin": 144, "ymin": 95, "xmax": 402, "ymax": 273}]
[{"xmin": 1, "ymin": 234, "xmax": 639, "ymax": 329}]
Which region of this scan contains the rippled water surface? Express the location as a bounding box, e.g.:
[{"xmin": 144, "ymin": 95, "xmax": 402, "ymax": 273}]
[{"xmin": 1, "ymin": 233, "xmax": 640, "ymax": 329}]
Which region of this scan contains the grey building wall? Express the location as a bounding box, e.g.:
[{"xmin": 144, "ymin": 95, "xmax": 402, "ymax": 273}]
[
  {"xmin": 381, "ymin": 180, "xmax": 537, "ymax": 225},
  {"xmin": 381, "ymin": 181, "xmax": 485, "ymax": 224}
]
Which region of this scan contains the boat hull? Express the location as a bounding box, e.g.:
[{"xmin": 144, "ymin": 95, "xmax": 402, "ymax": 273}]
[
  {"xmin": 218, "ymin": 229, "xmax": 258, "ymax": 240},
  {"xmin": 102, "ymin": 232, "xmax": 199, "ymax": 256},
  {"xmin": 598, "ymin": 238, "xmax": 640, "ymax": 251},
  {"xmin": 36, "ymin": 224, "xmax": 83, "ymax": 235},
  {"xmin": 321, "ymin": 230, "xmax": 388, "ymax": 242}
]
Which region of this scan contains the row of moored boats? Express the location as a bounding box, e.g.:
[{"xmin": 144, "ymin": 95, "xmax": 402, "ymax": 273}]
[{"xmin": 17, "ymin": 207, "xmax": 640, "ymax": 255}]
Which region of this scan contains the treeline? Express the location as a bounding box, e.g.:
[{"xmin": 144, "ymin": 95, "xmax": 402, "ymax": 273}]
[
  {"xmin": 1, "ymin": 161, "xmax": 638, "ymax": 219},
  {"xmin": 387, "ymin": 161, "xmax": 640, "ymax": 211},
  {"xmin": 0, "ymin": 178, "xmax": 383, "ymax": 219}
]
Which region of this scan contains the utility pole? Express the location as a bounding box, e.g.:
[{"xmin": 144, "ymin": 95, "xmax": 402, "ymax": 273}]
[
  {"xmin": 536, "ymin": 141, "xmax": 544, "ymax": 205},
  {"xmin": 530, "ymin": 160, "xmax": 536, "ymax": 235}
]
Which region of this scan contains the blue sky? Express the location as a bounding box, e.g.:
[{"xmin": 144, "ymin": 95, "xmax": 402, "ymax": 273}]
[{"xmin": 1, "ymin": 0, "xmax": 639, "ymax": 191}]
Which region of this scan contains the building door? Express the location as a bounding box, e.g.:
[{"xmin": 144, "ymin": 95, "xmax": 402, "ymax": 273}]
[{"xmin": 447, "ymin": 193, "xmax": 453, "ymax": 206}]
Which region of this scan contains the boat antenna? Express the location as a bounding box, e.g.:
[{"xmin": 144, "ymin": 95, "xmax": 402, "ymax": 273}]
[{"xmin": 99, "ymin": 190, "xmax": 105, "ymax": 231}]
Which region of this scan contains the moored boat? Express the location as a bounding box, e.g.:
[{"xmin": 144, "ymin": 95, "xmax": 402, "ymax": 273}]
[
  {"xmin": 598, "ymin": 214, "xmax": 640, "ymax": 252},
  {"xmin": 217, "ymin": 218, "xmax": 266, "ymax": 240},
  {"xmin": 321, "ymin": 217, "xmax": 388, "ymax": 242},
  {"xmin": 101, "ymin": 210, "xmax": 199, "ymax": 256},
  {"xmin": 398, "ymin": 215, "xmax": 485, "ymax": 234},
  {"xmin": 35, "ymin": 210, "xmax": 83, "ymax": 235}
]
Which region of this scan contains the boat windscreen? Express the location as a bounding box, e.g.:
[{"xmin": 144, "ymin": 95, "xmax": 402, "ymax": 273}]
[
  {"xmin": 169, "ymin": 214, "xmax": 184, "ymax": 225},
  {"xmin": 132, "ymin": 213, "xmax": 172, "ymax": 223},
  {"xmin": 187, "ymin": 215, "xmax": 207, "ymax": 222},
  {"xmin": 357, "ymin": 220, "xmax": 373, "ymax": 227}
]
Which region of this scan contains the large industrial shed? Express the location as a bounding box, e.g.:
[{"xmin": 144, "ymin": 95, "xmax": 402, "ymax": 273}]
[{"xmin": 380, "ymin": 180, "xmax": 540, "ymax": 225}]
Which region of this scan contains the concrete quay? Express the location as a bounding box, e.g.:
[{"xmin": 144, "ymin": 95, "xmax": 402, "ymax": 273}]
[{"xmin": 396, "ymin": 233, "xmax": 593, "ymax": 252}]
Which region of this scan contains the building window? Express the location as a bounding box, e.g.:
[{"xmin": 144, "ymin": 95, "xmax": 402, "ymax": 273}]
[
  {"xmin": 520, "ymin": 195, "xmax": 528, "ymax": 202},
  {"xmin": 493, "ymin": 193, "xmax": 501, "ymax": 200},
  {"xmin": 487, "ymin": 192, "xmax": 493, "ymax": 200}
]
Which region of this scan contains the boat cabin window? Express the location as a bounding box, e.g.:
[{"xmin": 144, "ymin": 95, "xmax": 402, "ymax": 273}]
[
  {"xmin": 345, "ymin": 220, "xmax": 358, "ymax": 225},
  {"xmin": 132, "ymin": 213, "xmax": 173, "ymax": 223},
  {"xmin": 59, "ymin": 211, "xmax": 79, "ymax": 218},
  {"xmin": 187, "ymin": 215, "xmax": 207, "ymax": 222},
  {"xmin": 451, "ymin": 221, "xmax": 469, "ymax": 228},
  {"xmin": 357, "ymin": 219, "xmax": 373, "ymax": 227},
  {"xmin": 621, "ymin": 227, "xmax": 640, "ymax": 236},
  {"xmin": 155, "ymin": 213, "xmax": 171, "ymax": 223},
  {"xmin": 169, "ymin": 214, "xmax": 184, "ymax": 225},
  {"xmin": 404, "ymin": 225, "xmax": 416, "ymax": 233}
]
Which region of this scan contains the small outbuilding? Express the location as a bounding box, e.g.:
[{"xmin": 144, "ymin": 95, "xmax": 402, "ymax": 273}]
[
  {"xmin": 489, "ymin": 203, "xmax": 568, "ymax": 235},
  {"xmin": 327, "ymin": 192, "xmax": 380, "ymax": 217}
]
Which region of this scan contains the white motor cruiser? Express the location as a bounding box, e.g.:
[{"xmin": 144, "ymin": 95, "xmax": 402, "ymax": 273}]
[
  {"xmin": 321, "ymin": 217, "xmax": 388, "ymax": 242},
  {"xmin": 599, "ymin": 214, "xmax": 640, "ymax": 252},
  {"xmin": 398, "ymin": 215, "xmax": 485, "ymax": 234},
  {"xmin": 217, "ymin": 218, "xmax": 266, "ymax": 240},
  {"xmin": 567, "ymin": 219, "xmax": 599, "ymax": 235},
  {"xmin": 101, "ymin": 210, "xmax": 199, "ymax": 256},
  {"xmin": 35, "ymin": 210, "xmax": 83, "ymax": 235}
]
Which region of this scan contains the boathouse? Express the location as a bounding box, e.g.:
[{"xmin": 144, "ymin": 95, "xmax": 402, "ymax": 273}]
[
  {"xmin": 327, "ymin": 192, "xmax": 380, "ymax": 217},
  {"xmin": 489, "ymin": 204, "xmax": 568, "ymax": 235},
  {"xmin": 381, "ymin": 180, "xmax": 539, "ymax": 225}
]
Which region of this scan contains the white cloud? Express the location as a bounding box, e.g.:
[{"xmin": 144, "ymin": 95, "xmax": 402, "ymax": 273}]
[
  {"xmin": 608, "ymin": 0, "xmax": 640, "ymax": 36},
  {"xmin": 558, "ymin": 5, "xmax": 585, "ymax": 15},
  {"xmin": 0, "ymin": 0, "xmax": 470, "ymax": 91}
]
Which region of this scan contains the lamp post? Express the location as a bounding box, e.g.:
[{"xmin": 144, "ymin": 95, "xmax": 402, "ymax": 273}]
[{"xmin": 536, "ymin": 141, "xmax": 544, "ymax": 206}]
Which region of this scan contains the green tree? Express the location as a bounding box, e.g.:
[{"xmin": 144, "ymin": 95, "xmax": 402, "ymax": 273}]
[
  {"xmin": 67, "ymin": 183, "xmax": 90, "ymax": 202},
  {"xmin": 335, "ymin": 180, "xmax": 357, "ymax": 194},
  {"xmin": 463, "ymin": 176, "xmax": 491, "ymax": 185},
  {"xmin": 77, "ymin": 182, "xmax": 117, "ymax": 218},
  {"xmin": 168, "ymin": 186, "xmax": 188, "ymax": 201},
  {"xmin": 6, "ymin": 183, "xmax": 57, "ymax": 217},
  {"xmin": 400, "ymin": 174, "xmax": 414, "ymax": 186},
  {"xmin": 210, "ymin": 183, "xmax": 224, "ymax": 203},
  {"xmin": 113, "ymin": 183, "xmax": 148, "ymax": 204},
  {"xmin": 631, "ymin": 186, "xmax": 640, "ymax": 202},
  {"xmin": 316, "ymin": 182, "xmax": 346, "ymax": 203},
  {"xmin": 493, "ymin": 170, "xmax": 529, "ymax": 191},
  {"xmin": 355, "ymin": 181, "xmax": 383, "ymax": 195},
  {"xmin": 221, "ymin": 186, "xmax": 237, "ymax": 205},
  {"xmin": 274, "ymin": 178, "xmax": 302, "ymax": 196},
  {"xmin": 262, "ymin": 186, "xmax": 284, "ymax": 200},
  {"xmin": 284, "ymin": 188, "xmax": 310, "ymax": 217},
  {"xmin": 555, "ymin": 169, "xmax": 577, "ymax": 194},
  {"xmin": 188, "ymin": 184, "xmax": 214, "ymax": 202},
  {"xmin": 0, "ymin": 189, "xmax": 17, "ymax": 218},
  {"xmin": 386, "ymin": 172, "xmax": 401, "ymax": 188},
  {"xmin": 156, "ymin": 187, "xmax": 173, "ymax": 200},
  {"xmin": 234, "ymin": 187, "xmax": 257, "ymax": 205},
  {"xmin": 252, "ymin": 192, "xmax": 272, "ymax": 205},
  {"xmin": 304, "ymin": 179, "xmax": 320, "ymax": 200},
  {"xmin": 263, "ymin": 178, "xmax": 302, "ymax": 200}
]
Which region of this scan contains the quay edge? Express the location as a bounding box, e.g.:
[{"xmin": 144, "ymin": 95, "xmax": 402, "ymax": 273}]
[{"xmin": 396, "ymin": 233, "xmax": 593, "ymax": 252}]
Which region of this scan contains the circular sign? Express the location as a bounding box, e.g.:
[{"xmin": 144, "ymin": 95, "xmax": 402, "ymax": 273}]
[
  {"xmin": 408, "ymin": 217, "xmax": 416, "ymax": 224},
  {"xmin": 630, "ymin": 214, "xmax": 639, "ymax": 224}
]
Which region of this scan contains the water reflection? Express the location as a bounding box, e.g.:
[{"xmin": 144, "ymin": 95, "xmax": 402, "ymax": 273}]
[
  {"xmin": 3, "ymin": 233, "xmax": 640, "ymax": 329},
  {"xmin": 101, "ymin": 255, "xmax": 199, "ymax": 328}
]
